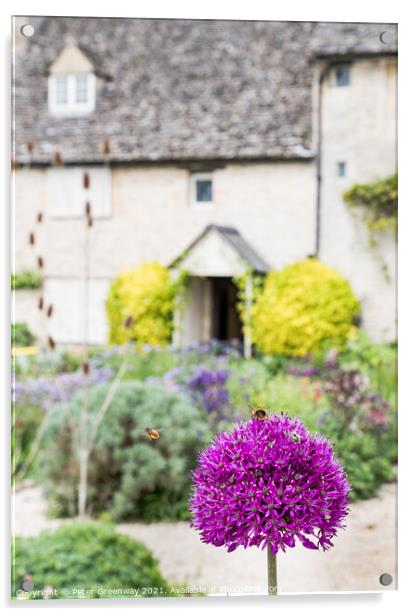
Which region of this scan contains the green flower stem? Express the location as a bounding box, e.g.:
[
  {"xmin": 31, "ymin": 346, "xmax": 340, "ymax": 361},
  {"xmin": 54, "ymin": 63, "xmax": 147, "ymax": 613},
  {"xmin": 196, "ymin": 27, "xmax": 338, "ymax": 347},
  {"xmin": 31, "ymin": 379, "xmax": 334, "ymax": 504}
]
[{"xmin": 267, "ymin": 544, "xmax": 277, "ymax": 596}]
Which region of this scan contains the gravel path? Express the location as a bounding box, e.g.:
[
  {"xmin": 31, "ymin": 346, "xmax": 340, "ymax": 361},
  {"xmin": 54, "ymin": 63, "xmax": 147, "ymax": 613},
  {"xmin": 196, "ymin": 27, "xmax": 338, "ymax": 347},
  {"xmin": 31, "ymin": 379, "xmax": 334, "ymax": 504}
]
[{"xmin": 12, "ymin": 482, "xmax": 397, "ymax": 595}]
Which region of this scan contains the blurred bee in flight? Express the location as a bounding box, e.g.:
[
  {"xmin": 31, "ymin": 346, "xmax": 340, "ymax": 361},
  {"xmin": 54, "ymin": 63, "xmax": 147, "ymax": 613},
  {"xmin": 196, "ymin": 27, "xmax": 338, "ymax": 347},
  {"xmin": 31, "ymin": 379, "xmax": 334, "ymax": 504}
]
[{"xmin": 144, "ymin": 427, "xmax": 162, "ymax": 441}]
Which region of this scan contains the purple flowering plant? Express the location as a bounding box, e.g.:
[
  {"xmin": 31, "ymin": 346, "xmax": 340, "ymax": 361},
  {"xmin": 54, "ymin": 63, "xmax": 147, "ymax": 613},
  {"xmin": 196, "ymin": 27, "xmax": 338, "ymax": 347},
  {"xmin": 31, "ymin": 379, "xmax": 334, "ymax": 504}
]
[
  {"xmin": 190, "ymin": 412, "xmax": 350, "ymax": 567},
  {"xmin": 188, "ymin": 367, "xmax": 230, "ymax": 415},
  {"xmin": 13, "ymin": 365, "xmax": 113, "ymax": 412},
  {"xmin": 320, "ymin": 368, "xmax": 391, "ymax": 432},
  {"xmin": 175, "ymin": 338, "xmax": 242, "ymax": 361},
  {"xmin": 149, "ymin": 362, "xmax": 234, "ymax": 421}
]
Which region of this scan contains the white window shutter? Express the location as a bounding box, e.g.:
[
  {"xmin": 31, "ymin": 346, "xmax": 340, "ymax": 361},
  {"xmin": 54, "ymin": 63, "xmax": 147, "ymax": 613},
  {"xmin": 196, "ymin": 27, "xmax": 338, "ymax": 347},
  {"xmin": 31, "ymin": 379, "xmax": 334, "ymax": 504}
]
[
  {"xmin": 46, "ymin": 277, "xmax": 110, "ymax": 344},
  {"xmin": 88, "ymin": 167, "xmax": 112, "ymax": 218},
  {"xmin": 47, "ymin": 168, "xmax": 84, "ymax": 218},
  {"xmin": 47, "ymin": 167, "xmax": 111, "ymax": 219}
]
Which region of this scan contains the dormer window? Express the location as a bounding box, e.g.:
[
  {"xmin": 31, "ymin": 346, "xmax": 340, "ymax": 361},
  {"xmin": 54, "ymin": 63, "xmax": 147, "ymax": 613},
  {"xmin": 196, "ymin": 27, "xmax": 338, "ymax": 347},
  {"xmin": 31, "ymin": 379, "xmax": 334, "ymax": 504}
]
[
  {"xmin": 48, "ymin": 73, "xmax": 95, "ymax": 114},
  {"xmin": 48, "ymin": 44, "xmax": 96, "ymax": 115}
]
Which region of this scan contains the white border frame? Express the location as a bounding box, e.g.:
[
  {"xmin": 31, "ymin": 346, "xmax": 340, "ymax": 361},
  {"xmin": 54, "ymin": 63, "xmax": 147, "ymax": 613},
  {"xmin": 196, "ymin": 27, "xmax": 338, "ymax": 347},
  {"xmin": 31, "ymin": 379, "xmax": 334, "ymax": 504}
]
[{"xmin": 4, "ymin": 4, "xmax": 410, "ymax": 615}]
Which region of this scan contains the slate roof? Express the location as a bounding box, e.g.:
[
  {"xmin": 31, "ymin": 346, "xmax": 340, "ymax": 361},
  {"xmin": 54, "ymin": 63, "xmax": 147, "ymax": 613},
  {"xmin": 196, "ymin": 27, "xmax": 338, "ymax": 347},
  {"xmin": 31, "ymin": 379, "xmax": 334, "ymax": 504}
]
[
  {"xmin": 170, "ymin": 224, "xmax": 269, "ymax": 274},
  {"xmin": 13, "ymin": 17, "xmax": 397, "ymax": 164}
]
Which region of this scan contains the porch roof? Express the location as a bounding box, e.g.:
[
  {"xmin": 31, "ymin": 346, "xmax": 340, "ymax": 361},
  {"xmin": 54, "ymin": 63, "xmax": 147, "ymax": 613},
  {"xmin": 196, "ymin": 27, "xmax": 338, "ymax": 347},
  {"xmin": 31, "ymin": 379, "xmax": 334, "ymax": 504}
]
[{"xmin": 170, "ymin": 224, "xmax": 269, "ymax": 276}]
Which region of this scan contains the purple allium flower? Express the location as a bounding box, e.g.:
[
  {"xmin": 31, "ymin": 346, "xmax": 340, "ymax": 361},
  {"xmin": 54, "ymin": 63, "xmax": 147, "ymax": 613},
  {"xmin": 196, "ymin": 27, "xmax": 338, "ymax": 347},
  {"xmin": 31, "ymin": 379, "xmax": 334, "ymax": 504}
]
[{"xmin": 190, "ymin": 413, "xmax": 350, "ymax": 555}]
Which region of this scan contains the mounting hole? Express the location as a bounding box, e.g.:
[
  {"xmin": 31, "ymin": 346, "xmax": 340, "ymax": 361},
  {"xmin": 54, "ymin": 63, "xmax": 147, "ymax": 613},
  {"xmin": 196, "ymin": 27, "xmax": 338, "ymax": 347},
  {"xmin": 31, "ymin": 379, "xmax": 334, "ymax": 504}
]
[
  {"xmin": 21, "ymin": 577, "xmax": 33, "ymax": 592},
  {"xmin": 379, "ymin": 31, "xmax": 390, "ymax": 45},
  {"xmin": 20, "ymin": 24, "xmax": 35, "ymax": 38},
  {"xmin": 379, "ymin": 573, "xmax": 393, "ymax": 586}
]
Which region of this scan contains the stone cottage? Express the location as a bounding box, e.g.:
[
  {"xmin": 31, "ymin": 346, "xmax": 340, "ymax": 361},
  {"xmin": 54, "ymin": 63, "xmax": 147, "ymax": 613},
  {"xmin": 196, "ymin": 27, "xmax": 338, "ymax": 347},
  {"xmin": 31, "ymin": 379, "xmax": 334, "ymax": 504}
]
[{"xmin": 12, "ymin": 17, "xmax": 397, "ymax": 347}]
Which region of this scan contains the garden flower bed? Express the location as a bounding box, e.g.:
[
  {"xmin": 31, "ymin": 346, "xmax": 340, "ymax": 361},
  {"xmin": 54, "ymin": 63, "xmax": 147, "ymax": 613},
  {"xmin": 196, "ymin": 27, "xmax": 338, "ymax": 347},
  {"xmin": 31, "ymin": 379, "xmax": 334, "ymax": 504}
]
[{"xmin": 12, "ymin": 332, "xmax": 397, "ymax": 521}]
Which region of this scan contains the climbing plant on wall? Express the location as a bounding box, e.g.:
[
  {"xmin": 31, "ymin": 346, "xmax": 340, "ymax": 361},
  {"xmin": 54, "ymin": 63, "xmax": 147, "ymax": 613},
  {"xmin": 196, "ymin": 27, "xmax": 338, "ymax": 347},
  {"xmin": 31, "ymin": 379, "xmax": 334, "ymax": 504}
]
[
  {"xmin": 233, "ymin": 269, "xmax": 264, "ymax": 329},
  {"xmin": 343, "ymin": 173, "xmax": 397, "ymax": 282},
  {"xmin": 343, "ymin": 173, "xmax": 397, "ymax": 235}
]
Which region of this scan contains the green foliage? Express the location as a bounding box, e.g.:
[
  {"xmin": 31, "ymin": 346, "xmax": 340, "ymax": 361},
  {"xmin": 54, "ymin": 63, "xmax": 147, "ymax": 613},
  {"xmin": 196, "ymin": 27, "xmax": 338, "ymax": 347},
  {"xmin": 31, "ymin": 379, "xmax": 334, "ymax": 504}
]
[
  {"xmin": 252, "ymin": 259, "xmax": 360, "ymax": 356},
  {"xmin": 91, "ymin": 345, "xmax": 178, "ymax": 382},
  {"xmin": 233, "ymin": 268, "xmax": 264, "ymax": 338},
  {"xmin": 262, "ymin": 366, "xmax": 396, "ymax": 501},
  {"xmin": 12, "ymin": 322, "xmax": 35, "ymax": 348},
  {"xmin": 231, "ymin": 356, "xmax": 396, "ymax": 500},
  {"xmin": 37, "ymin": 380, "xmax": 211, "ymax": 521},
  {"xmin": 338, "ymin": 331, "xmax": 397, "ymax": 407},
  {"xmin": 226, "ymin": 359, "xmax": 271, "ymax": 417},
  {"xmin": 12, "ymin": 404, "xmax": 43, "ymax": 480},
  {"xmin": 316, "ymin": 358, "xmax": 396, "ymax": 500},
  {"xmin": 344, "ymin": 173, "xmax": 397, "ymax": 233},
  {"xmin": 106, "ymin": 262, "xmax": 187, "ymax": 348},
  {"xmin": 14, "ymin": 350, "xmax": 84, "ymax": 379},
  {"xmin": 12, "ymin": 271, "xmax": 42, "ymax": 290},
  {"xmin": 255, "ymin": 341, "xmax": 396, "ymax": 500},
  {"xmin": 321, "ymin": 418, "xmax": 396, "ymax": 501},
  {"xmin": 57, "ymin": 351, "xmax": 83, "ymax": 373},
  {"xmin": 263, "ymin": 374, "xmax": 328, "ymax": 432},
  {"xmin": 258, "ymin": 354, "xmax": 290, "ymax": 376},
  {"xmin": 12, "ymin": 522, "xmax": 170, "ymax": 599}
]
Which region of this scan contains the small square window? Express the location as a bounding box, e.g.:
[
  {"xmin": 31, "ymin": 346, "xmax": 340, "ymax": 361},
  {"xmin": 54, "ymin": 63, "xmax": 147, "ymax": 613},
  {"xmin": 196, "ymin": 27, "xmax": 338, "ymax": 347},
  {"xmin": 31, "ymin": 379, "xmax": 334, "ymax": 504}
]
[
  {"xmin": 196, "ymin": 179, "xmax": 212, "ymax": 202},
  {"xmin": 337, "ymin": 162, "xmax": 346, "ymax": 177},
  {"xmin": 55, "ymin": 75, "xmax": 68, "ymax": 104},
  {"xmin": 335, "ymin": 66, "xmax": 351, "ymax": 87},
  {"xmin": 191, "ymin": 174, "xmax": 213, "ymax": 204}
]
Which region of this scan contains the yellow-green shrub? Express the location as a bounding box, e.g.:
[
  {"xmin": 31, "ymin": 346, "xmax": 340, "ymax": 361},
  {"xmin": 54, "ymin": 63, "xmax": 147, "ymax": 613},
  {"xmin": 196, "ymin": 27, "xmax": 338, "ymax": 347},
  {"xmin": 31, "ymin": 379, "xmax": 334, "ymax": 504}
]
[
  {"xmin": 252, "ymin": 259, "xmax": 360, "ymax": 356},
  {"xmin": 106, "ymin": 262, "xmax": 180, "ymax": 347}
]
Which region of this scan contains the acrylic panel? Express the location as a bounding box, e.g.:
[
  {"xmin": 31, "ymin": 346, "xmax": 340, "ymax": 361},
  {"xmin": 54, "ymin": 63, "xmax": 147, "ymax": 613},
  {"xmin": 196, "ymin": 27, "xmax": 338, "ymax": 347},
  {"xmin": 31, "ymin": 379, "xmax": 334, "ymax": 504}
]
[{"xmin": 11, "ymin": 15, "xmax": 397, "ymax": 600}]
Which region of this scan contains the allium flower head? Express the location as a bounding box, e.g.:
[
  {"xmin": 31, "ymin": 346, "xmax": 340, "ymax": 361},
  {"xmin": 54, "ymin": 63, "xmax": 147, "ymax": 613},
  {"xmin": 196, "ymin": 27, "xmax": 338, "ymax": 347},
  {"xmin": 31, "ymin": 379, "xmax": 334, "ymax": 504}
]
[{"xmin": 190, "ymin": 413, "xmax": 350, "ymax": 554}]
